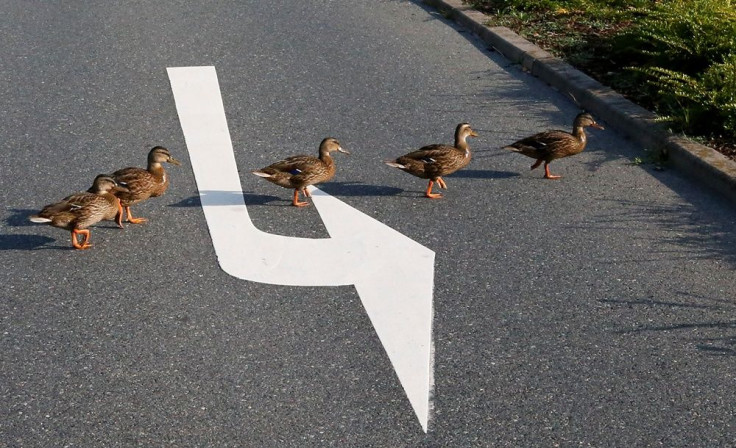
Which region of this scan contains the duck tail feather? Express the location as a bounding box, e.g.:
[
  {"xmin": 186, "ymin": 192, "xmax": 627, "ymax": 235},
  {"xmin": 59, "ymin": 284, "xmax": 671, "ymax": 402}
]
[{"xmin": 384, "ymin": 161, "xmax": 406, "ymax": 169}]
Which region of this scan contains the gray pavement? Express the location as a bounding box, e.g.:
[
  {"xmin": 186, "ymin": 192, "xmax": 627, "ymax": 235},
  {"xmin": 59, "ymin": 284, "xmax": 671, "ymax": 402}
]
[{"xmin": 1, "ymin": 1, "xmax": 735, "ymax": 446}]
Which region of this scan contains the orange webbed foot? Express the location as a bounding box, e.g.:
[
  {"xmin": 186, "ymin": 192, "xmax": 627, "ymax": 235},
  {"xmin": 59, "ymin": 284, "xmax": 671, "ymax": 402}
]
[
  {"xmin": 425, "ymin": 180, "xmax": 443, "ymax": 199},
  {"xmin": 124, "ymin": 207, "xmax": 148, "ymax": 224},
  {"xmin": 71, "ymin": 230, "xmax": 93, "ymax": 250},
  {"xmin": 292, "ymin": 190, "xmax": 310, "ymax": 207},
  {"xmin": 543, "ymin": 163, "xmax": 561, "ymax": 180}
]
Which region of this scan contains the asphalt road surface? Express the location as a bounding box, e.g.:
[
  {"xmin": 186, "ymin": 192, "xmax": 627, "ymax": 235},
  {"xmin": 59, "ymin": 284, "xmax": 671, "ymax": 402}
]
[{"xmin": 2, "ymin": 1, "xmax": 735, "ymax": 446}]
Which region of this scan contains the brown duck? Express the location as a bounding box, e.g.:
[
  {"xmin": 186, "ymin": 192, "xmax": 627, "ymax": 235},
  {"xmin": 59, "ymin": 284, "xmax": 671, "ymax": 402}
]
[
  {"xmin": 111, "ymin": 146, "xmax": 181, "ymax": 223},
  {"xmin": 385, "ymin": 123, "xmax": 478, "ymax": 198},
  {"xmin": 504, "ymin": 112, "xmax": 604, "ymax": 179},
  {"xmin": 252, "ymin": 137, "xmax": 349, "ymax": 207},
  {"xmin": 30, "ymin": 174, "xmax": 129, "ymax": 250}
]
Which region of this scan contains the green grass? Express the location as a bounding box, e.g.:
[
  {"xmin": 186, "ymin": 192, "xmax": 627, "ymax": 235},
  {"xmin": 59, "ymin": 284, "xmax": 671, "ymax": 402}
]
[{"xmin": 465, "ymin": 0, "xmax": 736, "ymax": 159}]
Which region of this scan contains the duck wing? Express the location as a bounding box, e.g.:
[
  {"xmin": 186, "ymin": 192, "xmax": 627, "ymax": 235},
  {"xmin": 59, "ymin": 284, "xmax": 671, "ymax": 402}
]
[
  {"xmin": 506, "ymin": 130, "xmax": 575, "ymax": 159},
  {"xmin": 111, "ymin": 167, "xmax": 156, "ymax": 203},
  {"xmin": 398, "ymin": 144, "xmax": 455, "ymax": 163},
  {"xmin": 394, "ymin": 144, "xmax": 468, "ymax": 178},
  {"xmin": 36, "ymin": 191, "xmax": 104, "ymax": 222},
  {"xmin": 37, "ymin": 200, "xmax": 80, "ymax": 218},
  {"xmin": 262, "ymin": 155, "xmax": 321, "ymax": 174}
]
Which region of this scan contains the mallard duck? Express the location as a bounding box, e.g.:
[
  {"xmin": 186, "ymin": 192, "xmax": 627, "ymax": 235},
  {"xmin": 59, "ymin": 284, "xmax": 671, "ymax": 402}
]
[
  {"xmin": 111, "ymin": 146, "xmax": 181, "ymax": 223},
  {"xmin": 29, "ymin": 174, "xmax": 129, "ymax": 249},
  {"xmin": 252, "ymin": 137, "xmax": 349, "ymax": 207},
  {"xmin": 504, "ymin": 112, "xmax": 604, "ymax": 179},
  {"xmin": 385, "ymin": 123, "xmax": 478, "ymax": 198}
]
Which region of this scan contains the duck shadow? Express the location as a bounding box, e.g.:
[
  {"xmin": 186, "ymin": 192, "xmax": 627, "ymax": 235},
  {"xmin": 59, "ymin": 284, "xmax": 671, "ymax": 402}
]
[
  {"xmin": 168, "ymin": 192, "xmax": 285, "ymax": 208},
  {"xmin": 0, "ymin": 234, "xmax": 57, "ymax": 250},
  {"xmin": 4, "ymin": 209, "xmax": 38, "ymax": 227},
  {"xmin": 449, "ymin": 169, "xmax": 519, "ymax": 179},
  {"xmin": 169, "ymin": 183, "xmax": 404, "ymax": 208},
  {"xmin": 168, "ymin": 196, "xmax": 203, "ymax": 207},
  {"xmin": 319, "ymin": 182, "xmax": 404, "ymax": 197}
]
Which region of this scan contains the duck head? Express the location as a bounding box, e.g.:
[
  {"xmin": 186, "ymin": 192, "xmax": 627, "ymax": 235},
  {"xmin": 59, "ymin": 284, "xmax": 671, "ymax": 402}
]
[
  {"xmin": 456, "ymin": 122, "xmax": 478, "ymax": 140},
  {"xmin": 319, "ymin": 137, "xmax": 350, "ymax": 155},
  {"xmin": 90, "ymin": 174, "xmax": 130, "ymax": 194},
  {"xmin": 574, "ymin": 113, "xmax": 605, "ymax": 130},
  {"xmin": 454, "ymin": 123, "xmax": 478, "ymax": 149},
  {"xmin": 148, "ymin": 146, "xmax": 182, "ymax": 166}
]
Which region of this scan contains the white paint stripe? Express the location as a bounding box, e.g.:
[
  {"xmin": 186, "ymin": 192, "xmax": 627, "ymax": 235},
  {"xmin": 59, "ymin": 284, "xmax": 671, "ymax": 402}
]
[{"xmin": 168, "ymin": 66, "xmax": 435, "ymax": 432}]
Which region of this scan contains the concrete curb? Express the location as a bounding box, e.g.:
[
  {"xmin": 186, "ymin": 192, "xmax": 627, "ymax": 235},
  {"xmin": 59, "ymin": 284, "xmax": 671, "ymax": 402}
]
[{"xmin": 422, "ymin": 0, "xmax": 736, "ymax": 204}]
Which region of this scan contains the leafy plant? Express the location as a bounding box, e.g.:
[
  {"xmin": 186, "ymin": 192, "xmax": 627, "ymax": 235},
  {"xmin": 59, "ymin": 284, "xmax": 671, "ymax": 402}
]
[
  {"xmin": 465, "ymin": 0, "xmax": 736, "ymax": 152},
  {"xmin": 623, "ymin": 1, "xmax": 736, "ymax": 137},
  {"xmin": 642, "ymin": 54, "xmax": 736, "ymax": 135},
  {"xmin": 627, "ymin": 0, "xmax": 736, "ymax": 74}
]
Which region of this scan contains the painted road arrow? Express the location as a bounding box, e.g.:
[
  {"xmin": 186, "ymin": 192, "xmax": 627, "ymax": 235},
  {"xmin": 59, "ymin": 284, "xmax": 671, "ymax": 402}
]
[{"xmin": 167, "ymin": 66, "xmax": 435, "ymax": 432}]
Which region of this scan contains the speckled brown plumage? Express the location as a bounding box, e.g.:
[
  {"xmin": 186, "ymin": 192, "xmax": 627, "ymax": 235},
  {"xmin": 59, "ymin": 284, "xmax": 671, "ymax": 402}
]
[
  {"xmin": 504, "ymin": 112, "xmax": 604, "ymax": 179},
  {"xmin": 385, "ymin": 123, "xmax": 478, "ymax": 198},
  {"xmin": 252, "ymin": 137, "xmax": 349, "ymax": 207},
  {"xmin": 112, "ymin": 146, "xmax": 181, "ymax": 223},
  {"xmin": 30, "ymin": 175, "xmax": 128, "ymax": 249}
]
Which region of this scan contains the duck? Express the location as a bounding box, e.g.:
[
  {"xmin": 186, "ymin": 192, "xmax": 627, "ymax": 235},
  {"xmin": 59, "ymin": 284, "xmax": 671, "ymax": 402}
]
[
  {"xmin": 111, "ymin": 146, "xmax": 181, "ymax": 223},
  {"xmin": 385, "ymin": 123, "xmax": 478, "ymax": 198},
  {"xmin": 29, "ymin": 174, "xmax": 129, "ymax": 250},
  {"xmin": 252, "ymin": 137, "xmax": 349, "ymax": 207},
  {"xmin": 503, "ymin": 112, "xmax": 604, "ymax": 179}
]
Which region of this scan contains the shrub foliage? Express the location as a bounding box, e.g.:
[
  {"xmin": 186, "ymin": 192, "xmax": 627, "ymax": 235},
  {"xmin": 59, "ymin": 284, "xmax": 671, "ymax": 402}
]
[{"xmin": 468, "ymin": 0, "xmax": 736, "ymax": 143}]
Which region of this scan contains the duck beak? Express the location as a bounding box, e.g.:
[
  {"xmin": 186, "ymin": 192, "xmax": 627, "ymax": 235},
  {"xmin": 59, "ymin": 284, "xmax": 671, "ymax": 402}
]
[
  {"xmin": 112, "ymin": 180, "xmax": 130, "ymax": 193},
  {"xmin": 168, "ymin": 156, "xmax": 182, "ymax": 166},
  {"xmin": 337, "ymin": 147, "xmax": 350, "ymax": 155},
  {"xmin": 591, "ymin": 123, "xmax": 604, "ymax": 130},
  {"xmin": 470, "ymin": 130, "xmax": 479, "ymax": 137}
]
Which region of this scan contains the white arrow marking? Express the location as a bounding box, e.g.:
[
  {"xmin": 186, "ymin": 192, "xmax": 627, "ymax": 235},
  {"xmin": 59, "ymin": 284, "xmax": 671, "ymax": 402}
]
[{"xmin": 167, "ymin": 66, "xmax": 435, "ymax": 432}]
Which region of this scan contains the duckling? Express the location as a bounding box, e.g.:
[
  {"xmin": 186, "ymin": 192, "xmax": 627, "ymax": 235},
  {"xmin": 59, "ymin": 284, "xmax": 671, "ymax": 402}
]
[
  {"xmin": 111, "ymin": 146, "xmax": 181, "ymax": 223},
  {"xmin": 252, "ymin": 137, "xmax": 349, "ymax": 207},
  {"xmin": 29, "ymin": 174, "xmax": 129, "ymax": 250},
  {"xmin": 385, "ymin": 123, "xmax": 478, "ymax": 198},
  {"xmin": 504, "ymin": 112, "xmax": 604, "ymax": 179}
]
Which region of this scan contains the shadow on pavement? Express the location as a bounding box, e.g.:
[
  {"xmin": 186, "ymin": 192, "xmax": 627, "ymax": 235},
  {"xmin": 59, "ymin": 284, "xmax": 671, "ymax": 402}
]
[{"xmin": 0, "ymin": 234, "xmax": 56, "ymax": 250}]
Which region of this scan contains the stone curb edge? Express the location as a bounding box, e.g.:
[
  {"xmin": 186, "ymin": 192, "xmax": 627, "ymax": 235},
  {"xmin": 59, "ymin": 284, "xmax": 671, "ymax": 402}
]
[{"xmin": 423, "ymin": 0, "xmax": 736, "ymax": 204}]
